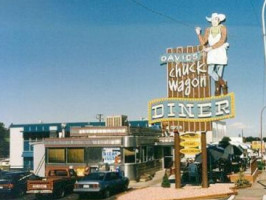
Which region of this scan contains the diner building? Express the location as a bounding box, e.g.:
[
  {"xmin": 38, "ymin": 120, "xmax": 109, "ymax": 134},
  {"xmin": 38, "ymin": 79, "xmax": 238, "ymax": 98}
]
[
  {"xmin": 9, "ymin": 116, "xmax": 226, "ymax": 180},
  {"xmin": 10, "ymin": 116, "xmax": 162, "ymax": 180}
]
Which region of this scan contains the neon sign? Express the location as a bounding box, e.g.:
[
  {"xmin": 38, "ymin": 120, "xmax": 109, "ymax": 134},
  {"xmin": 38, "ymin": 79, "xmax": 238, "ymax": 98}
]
[{"xmin": 148, "ymin": 93, "xmax": 235, "ymax": 124}]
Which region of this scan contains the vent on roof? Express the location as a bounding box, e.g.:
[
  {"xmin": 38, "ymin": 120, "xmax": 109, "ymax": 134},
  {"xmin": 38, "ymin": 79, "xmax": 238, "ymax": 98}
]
[{"xmin": 106, "ymin": 115, "xmax": 128, "ymax": 127}]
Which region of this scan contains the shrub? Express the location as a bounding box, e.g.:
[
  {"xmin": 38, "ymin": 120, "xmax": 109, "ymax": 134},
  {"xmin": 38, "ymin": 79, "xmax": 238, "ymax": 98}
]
[
  {"xmin": 235, "ymin": 168, "xmax": 251, "ymax": 188},
  {"xmin": 257, "ymin": 161, "xmax": 265, "ymax": 170},
  {"xmin": 161, "ymin": 173, "xmax": 171, "ymax": 188}
]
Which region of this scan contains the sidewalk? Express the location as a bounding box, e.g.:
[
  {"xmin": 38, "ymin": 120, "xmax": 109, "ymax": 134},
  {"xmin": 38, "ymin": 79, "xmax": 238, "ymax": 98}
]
[
  {"xmin": 119, "ymin": 169, "xmax": 236, "ymax": 200},
  {"xmin": 234, "ymin": 170, "xmax": 266, "ymax": 200},
  {"xmin": 128, "ymin": 169, "xmax": 165, "ymax": 189},
  {"xmin": 118, "ymin": 183, "xmax": 235, "ymax": 200}
]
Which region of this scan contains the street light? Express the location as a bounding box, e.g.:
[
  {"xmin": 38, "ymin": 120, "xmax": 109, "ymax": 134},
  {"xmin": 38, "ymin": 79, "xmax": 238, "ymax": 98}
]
[
  {"xmin": 262, "ymin": 0, "xmax": 266, "ymax": 108},
  {"xmin": 260, "ymin": 106, "xmax": 266, "ymax": 158},
  {"xmin": 262, "ymin": 0, "xmax": 266, "ymax": 67},
  {"xmin": 261, "ymin": 0, "xmax": 266, "ymax": 159}
]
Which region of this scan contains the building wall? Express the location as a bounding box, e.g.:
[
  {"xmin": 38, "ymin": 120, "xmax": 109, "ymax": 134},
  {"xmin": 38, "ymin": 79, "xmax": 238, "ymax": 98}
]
[
  {"xmin": 10, "ymin": 127, "xmax": 24, "ymax": 169},
  {"xmin": 33, "ymin": 143, "xmax": 45, "ymax": 177},
  {"xmin": 206, "ymin": 131, "xmax": 213, "ymax": 144},
  {"xmin": 230, "ymin": 137, "xmax": 244, "ymax": 143},
  {"xmin": 211, "ymin": 121, "xmax": 226, "ymax": 143}
]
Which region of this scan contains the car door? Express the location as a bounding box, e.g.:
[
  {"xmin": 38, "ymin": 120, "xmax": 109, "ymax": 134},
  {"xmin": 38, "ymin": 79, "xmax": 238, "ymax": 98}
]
[
  {"xmin": 16, "ymin": 173, "xmax": 28, "ymax": 194},
  {"xmin": 104, "ymin": 173, "xmax": 113, "ymax": 190},
  {"xmin": 110, "ymin": 172, "xmax": 121, "ymax": 192}
]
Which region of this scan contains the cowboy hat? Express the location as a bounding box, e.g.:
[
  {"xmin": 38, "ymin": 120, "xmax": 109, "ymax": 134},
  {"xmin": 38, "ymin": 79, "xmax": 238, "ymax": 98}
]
[{"xmin": 206, "ymin": 13, "xmax": 226, "ymax": 22}]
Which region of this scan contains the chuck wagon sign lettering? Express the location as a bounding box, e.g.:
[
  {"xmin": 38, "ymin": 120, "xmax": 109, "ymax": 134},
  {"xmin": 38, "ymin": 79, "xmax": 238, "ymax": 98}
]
[
  {"xmin": 149, "ymin": 45, "xmax": 235, "ymax": 132},
  {"xmin": 161, "ymin": 52, "xmax": 207, "ymax": 97}
]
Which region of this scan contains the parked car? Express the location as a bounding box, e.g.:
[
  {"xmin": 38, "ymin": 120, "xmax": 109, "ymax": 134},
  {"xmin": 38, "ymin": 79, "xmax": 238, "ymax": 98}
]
[
  {"xmin": 0, "ymin": 171, "xmax": 37, "ymax": 197},
  {"xmin": 74, "ymin": 171, "xmax": 129, "ymax": 198},
  {"xmin": 27, "ymin": 168, "xmax": 77, "ymax": 199}
]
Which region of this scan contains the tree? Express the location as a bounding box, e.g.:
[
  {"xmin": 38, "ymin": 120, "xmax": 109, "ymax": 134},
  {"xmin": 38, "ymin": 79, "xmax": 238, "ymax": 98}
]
[
  {"xmin": 244, "ymin": 136, "xmax": 260, "ymax": 143},
  {"xmin": 218, "ymin": 136, "xmax": 231, "ymax": 148},
  {"xmin": 161, "ymin": 172, "xmax": 171, "ymax": 188},
  {"xmin": 0, "ymin": 123, "xmax": 9, "ymax": 158}
]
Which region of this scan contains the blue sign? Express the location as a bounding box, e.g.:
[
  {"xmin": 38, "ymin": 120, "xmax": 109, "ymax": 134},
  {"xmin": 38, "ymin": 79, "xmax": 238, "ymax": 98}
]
[{"xmin": 102, "ymin": 148, "xmax": 120, "ymax": 164}]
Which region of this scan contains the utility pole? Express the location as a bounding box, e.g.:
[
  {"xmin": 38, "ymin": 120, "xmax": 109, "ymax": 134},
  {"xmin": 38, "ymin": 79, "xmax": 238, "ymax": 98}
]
[{"xmin": 96, "ymin": 114, "xmax": 104, "ymax": 122}]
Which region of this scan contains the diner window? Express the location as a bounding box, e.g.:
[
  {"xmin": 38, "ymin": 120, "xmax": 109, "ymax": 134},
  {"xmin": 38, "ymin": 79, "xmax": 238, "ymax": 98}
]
[
  {"xmin": 86, "ymin": 148, "xmax": 102, "ymax": 163},
  {"xmin": 147, "ymin": 146, "xmax": 154, "ymax": 161},
  {"xmin": 154, "ymin": 146, "xmax": 162, "ymax": 159},
  {"xmin": 124, "ymin": 148, "xmax": 135, "ymax": 163},
  {"xmin": 141, "ymin": 146, "xmax": 147, "ymax": 162},
  {"xmin": 67, "ymin": 148, "xmax": 84, "ymax": 163},
  {"xmin": 136, "ymin": 148, "xmax": 140, "ymax": 163},
  {"xmin": 47, "ymin": 148, "xmax": 65, "ymax": 163}
]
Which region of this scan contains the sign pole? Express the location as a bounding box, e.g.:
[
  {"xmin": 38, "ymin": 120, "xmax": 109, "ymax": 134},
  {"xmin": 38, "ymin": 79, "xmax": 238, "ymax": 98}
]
[
  {"xmin": 201, "ymin": 131, "xmax": 208, "ymax": 188},
  {"xmin": 174, "ymin": 129, "xmax": 181, "ymax": 188}
]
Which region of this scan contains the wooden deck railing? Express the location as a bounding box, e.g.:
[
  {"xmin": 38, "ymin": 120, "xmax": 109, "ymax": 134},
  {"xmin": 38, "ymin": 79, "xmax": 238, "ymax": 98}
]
[{"xmin": 250, "ymin": 158, "xmax": 258, "ymax": 175}]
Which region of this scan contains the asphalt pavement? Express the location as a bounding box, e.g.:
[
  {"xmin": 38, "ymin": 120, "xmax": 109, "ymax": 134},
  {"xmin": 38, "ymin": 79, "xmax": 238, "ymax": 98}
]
[
  {"xmin": 4, "ymin": 192, "xmax": 116, "ymax": 200},
  {"xmin": 5, "ymin": 169, "xmax": 266, "ymax": 200}
]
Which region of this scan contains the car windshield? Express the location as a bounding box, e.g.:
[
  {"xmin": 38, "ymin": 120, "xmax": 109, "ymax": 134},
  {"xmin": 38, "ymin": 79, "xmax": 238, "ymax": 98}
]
[
  {"xmin": 48, "ymin": 170, "xmax": 68, "ymax": 177},
  {"xmin": 1, "ymin": 173, "xmax": 16, "ymax": 180},
  {"xmin": 82, "ymin": 173, "xmax": 105, "ymax": 181}
]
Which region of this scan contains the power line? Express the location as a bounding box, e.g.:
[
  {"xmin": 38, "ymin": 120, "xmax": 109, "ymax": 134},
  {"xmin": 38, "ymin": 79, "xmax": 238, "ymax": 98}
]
[
  {"xmin": 248, "ymin": 0, "xmax": 266, "ymax": 106},
  {"xmin": 128, "ymin": 0, "xmax": 194, "ymax": 28}
]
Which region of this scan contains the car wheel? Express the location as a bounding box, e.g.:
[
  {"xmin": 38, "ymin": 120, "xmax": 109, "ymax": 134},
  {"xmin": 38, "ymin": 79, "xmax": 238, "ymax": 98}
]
[
  {"xmin": 17, "ymin": 188, "xmax": 26, "ymax": 197},
  {"xmin": 103, "ymin": 189, "xmax": 110, "ymax": 199},
  {"xmin": 122, "ymin": 184, "xmax": 128, "ymax": 192},
  {"xmin": 35, "ymin": 194, "xmax": 45, "ymax": 200},
  {"xmin": 79, "ymin": 193, "xmax": 87, "ymax": 199},
  {"xmin": 57, "ymin": 189, "xmax": 65, "ymax": 199}
]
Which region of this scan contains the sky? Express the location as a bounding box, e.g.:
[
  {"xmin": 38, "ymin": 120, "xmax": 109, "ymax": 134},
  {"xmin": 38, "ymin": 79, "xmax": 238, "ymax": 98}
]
[{"xmin": 0, "ymin": 0, "xmax": 265, "ymax": 137}]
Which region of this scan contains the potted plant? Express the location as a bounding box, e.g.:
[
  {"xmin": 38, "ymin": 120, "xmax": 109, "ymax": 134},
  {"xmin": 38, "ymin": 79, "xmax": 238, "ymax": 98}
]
[
  {"xmin": 235, "ymin": 168, "xmax": 251, "ymax": 189},
  {"xmin": 161, "ymin": 172, "xmax": 171, "ymax": 188}
]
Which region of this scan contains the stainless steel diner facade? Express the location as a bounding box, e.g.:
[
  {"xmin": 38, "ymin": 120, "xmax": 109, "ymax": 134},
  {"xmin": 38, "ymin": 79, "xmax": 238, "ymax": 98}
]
[
  {"xmin": 10, "ymin": 118, "xmax": 163, "ymax": 180},
  {"xmin": 44, "ymin": 125, "xmax": 162, "ymax": 180}
]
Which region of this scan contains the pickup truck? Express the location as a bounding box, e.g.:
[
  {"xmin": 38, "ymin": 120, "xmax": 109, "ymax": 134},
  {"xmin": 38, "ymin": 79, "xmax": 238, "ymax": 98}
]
[{"xmin": 27, "ymin": 168, "xmax": 77, "ymax": 199}]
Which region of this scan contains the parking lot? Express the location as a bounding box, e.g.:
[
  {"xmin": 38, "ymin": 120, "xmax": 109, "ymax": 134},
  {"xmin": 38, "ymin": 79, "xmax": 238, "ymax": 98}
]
[{"xmin": 1, "ymin": 193, "xmax": 117, "ymax": 200}]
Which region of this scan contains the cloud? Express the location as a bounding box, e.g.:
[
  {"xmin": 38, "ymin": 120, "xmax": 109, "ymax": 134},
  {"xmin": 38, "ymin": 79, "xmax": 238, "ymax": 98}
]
[{"xmin": 229, "ymin": 122, "xmax": 252, "ymax": 129}]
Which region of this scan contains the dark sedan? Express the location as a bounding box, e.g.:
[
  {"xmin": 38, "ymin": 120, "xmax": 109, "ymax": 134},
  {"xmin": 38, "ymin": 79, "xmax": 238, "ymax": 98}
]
[
  {"xmin": 0, "ymin": 171, "xmax": 37, "ymax": 198},
  {"xmin": 74, "ymin": 171, "xmax": 129, "ymax": 198}
]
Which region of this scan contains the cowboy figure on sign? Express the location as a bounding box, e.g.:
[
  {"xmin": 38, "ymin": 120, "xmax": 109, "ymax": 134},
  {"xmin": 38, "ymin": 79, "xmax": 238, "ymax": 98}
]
[{"xmin": 195, "ymin": 13, "xmax": 229, "ymax": 96}]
